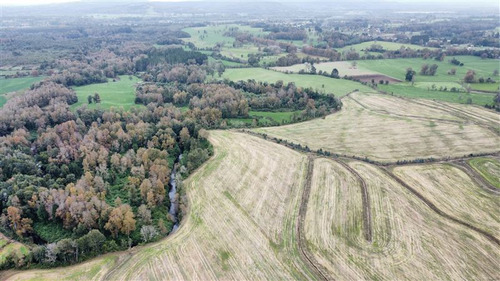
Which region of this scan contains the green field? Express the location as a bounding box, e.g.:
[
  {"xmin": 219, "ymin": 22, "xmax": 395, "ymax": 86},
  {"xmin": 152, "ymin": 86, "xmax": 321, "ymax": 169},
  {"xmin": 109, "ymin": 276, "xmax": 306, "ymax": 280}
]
[
  {"xmin": 219, "ymin": 46, "xmax": 260, "ymax": 61},
  {"xmin": 183, "ymin": 24, "xmax": 267, "ymax": 49},
  {"xmin": 338, "ymin": 41, "xmax": 437, "ymax": 53},
  {"xmin": 207, "ymin": 56, "xmax": 243, "ymax": 67},
  {"xmin": 468, "ymin": 158, "xmax": 500, "ymax": 188},
  {"xmin": 469, "ymin": 82, "xmax": 499, "ymax": 92},
  {"xmin": 0, "ymin": 76, "xmax": 45, "ymax": 107},
  {"xmin": 71, "ymin": 75, "xmax": 143, "ymax": 110},
  {"xmin": 378, "ymin": 83, "xmax": 495, "ymax": 106},
  {"xmin": 222, "ymin": 68, "xmax": 372, "ymax": 96},
  {"xmin": 250, "ymin": 110, "xmax": 300, "ymax": 123},
  {"xmin": 357, "ymin": 56, "xmax": 500, "ymax": 83},
  {"xmin": 225, "ymin": 110, "xmax": 301, "ymax": 126}
]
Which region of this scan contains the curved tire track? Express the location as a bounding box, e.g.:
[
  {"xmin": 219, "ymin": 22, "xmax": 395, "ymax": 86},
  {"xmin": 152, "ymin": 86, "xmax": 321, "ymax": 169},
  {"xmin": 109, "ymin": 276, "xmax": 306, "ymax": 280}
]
[
  {"xmin": 334, "ymin": 159, "xmax": 373, "ymax": 242},
  {"xmin": 297, "ymin": 156, "xmax": 334, "ymax": 281},
  {"xmin": 382, "ymin": 168, "xmax": 500, "ymax": 246},
  {"xmin": 450, "ymin": 161, "xmax": 500, "ymax": 195}
]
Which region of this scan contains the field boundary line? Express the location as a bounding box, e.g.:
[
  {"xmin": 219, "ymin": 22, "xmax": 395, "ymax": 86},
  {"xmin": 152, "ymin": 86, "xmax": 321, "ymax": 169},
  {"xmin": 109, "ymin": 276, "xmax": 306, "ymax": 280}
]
[
  {"xmin": 239, "ymin": 129, "xmax": 500, "ymax": 167},
  {"xmin": 381, "ymin": 168, "xmax": 500, "ymax": 246},
  {"xmin": 334, "ymin": 159, "xmax": 372, "ymax": 242},
  {"xmin": 297, "ymin": 156, "xmax": 334, "ymax": 281}
]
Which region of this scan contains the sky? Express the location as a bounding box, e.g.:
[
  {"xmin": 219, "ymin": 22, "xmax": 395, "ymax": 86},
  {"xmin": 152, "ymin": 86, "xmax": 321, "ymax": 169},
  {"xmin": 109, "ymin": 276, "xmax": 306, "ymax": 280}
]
[{"xmin": 0, "ymin": 0, "xmax": 497, "ymax": 6}]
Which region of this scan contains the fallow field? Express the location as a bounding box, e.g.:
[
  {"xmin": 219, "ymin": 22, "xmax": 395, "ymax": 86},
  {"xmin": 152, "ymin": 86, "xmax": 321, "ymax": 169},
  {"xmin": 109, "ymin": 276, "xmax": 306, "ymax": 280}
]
[{"xmin": 254, "ymin": 92, "xmax": 499, "ymax": 163}]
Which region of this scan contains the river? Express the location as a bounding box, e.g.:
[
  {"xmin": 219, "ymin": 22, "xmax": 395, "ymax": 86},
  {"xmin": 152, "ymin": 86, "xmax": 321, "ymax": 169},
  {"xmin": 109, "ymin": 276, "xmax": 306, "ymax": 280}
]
[{"xmin": 168, "ymin": 154, "xmax": 182, "ymax": 232}]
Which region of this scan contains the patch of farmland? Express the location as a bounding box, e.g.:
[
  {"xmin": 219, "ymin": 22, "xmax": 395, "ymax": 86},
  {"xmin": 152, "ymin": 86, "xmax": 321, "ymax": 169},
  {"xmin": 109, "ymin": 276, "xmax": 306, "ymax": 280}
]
[
  {"xmin": 71, "ymin": 75, "xmax": 143, "ymax": 111},
  {"xmin": 305, "ymin": 158, "xmax": 500, "ymax": 280},
  {"xmin": 378, "ymin": 83, "xmax": 496, "ymax": 106},
  {"xmin": 468, "ymin": 157, "xmax": 500, "ymax": 188},
  {"xmin": 254, "ymin": 92, "xmax": 499, "ymax": 163},
  {"xmin": 393, "ymin": 163, "xmax": 500, "ymax": 238},
  {"xmin": 222, "ymin": 68, "xmax": 373, "ymax": 97},
  {"xmin": 337, "ymin": 41, "xmax": 438, "ymax": 53},
  {"xmin": 6, "ymin": 130, "xmax": 314, "ymax": 281},
  {"xmin": 272, "ymin": 61, "xmax": 382, "ymax": 77},
  {"xmin": 357, "ymin": 56, "xmax": 500, "ymax": 84},
  {"xmin": 183, "ymin": 24, "xmax": 267, "ymax": 49}
]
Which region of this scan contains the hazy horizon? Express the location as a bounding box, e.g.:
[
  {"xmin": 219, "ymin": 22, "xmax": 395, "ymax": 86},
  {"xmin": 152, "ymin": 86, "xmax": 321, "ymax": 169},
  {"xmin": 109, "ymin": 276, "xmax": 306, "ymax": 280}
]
[{"xmin": 1, "ymin": 0, "xmax": 498, "ymax": 6}]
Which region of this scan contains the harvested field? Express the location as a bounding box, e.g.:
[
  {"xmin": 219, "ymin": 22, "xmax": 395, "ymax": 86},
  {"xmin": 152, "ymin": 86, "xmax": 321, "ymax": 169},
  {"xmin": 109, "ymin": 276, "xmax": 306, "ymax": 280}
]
[
  {"xmin": 6, "ymin": 130, "xmax": 315, "ymax": 281},
  {"xmin": 304, "ymin": 158, "xmax": 500, "ymax": 280},
  {"xmin": 393, "ymin": 164, "xmax": 500, "ymax": 239},
  {"xmin": 254, "ymin": 92, "xmax": 499, "ymax": 163}
]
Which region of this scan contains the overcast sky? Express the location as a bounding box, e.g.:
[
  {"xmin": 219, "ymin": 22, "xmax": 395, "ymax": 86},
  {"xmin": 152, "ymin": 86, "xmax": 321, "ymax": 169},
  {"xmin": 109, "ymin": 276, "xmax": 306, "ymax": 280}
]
[{"xmin": 0, "ymin": 0, "xmax": 497, "ymax": 6}]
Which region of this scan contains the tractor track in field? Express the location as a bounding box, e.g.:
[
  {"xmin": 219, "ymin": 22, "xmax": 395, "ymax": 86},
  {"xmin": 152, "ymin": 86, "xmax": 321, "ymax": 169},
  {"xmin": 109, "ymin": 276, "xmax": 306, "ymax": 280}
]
[
  {"xmin": 450, "ymin": 161, "xmax": 500, "ymax": 195},
  {"xmin": 383, "ymin": 93, "xmax": 500, "ymax": 135},
  {"xmin": 240, "ymin": 130, "xmax": 500, "ymax": 245},
  {"xmin": 381, "ymin": 168, "xmax": 500, "ymax": 246},
  {"xmin": 297, "ymin": 156, "xmax": 333, "ymax": 281},
  {"xmin": 334, "ymin": 159, "xmax": 373, "ymax": 242},
  {"xmin": 346, "ymin": 93, "xmax": 465, "ymax": 125}
]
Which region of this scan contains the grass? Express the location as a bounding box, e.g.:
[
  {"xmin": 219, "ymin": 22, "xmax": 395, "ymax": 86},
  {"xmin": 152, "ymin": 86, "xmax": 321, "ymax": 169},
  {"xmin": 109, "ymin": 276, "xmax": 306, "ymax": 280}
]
[
  {"xmin": 357, "ymin": 56, "xmax": 500, "ymax": 83},
  {"xmin": 254, "ymin": 92, "xmax": 499, "ymax": 163},
  {"xmin": 207, "ymin": 56, "xmax": 243, "ymax": 67},
  {"xmin": 250, "ymin": 110, "xmax": 301, "ymax": 124},
  {"xmin": 71, "ymin": 75, "xmax": 143, "ymax": 111},
  {"xmin": 226, "ymin": 111, "xmax": 301, "ymax": 126},
  {"xmin": 0, "ymin": 76, "xmax": 44, "ymax": 95},
  {"xmin": 468, "ymin": 158, "xmax": 500, "ymax": 188},
  {"xmin": 219, "ymin": 46, "xmax": 260, "ymax": 61},
  {"xmin": 0, "ymin": 76, "xmax": 45, "ymax": 107},
  {"xmin": 469, "ymin": 82, "xmax": 499, "ymax": 92},
  {"xmin": 273, "ymin": 61, "xmax": 377, "ymax": 77},
  {"xmin": 183, "ymin": 24, "xmax": 267, "ymax": 49},
  {"xmin": 222, "ymin": 68, "xmax": 372, "ymax": 97},
  {"xmin": 378, "ymin": 83, "xmax": 495, "ymax": 106},
  {"xmin": 0, "ymin": 241, "xmax": 30, "ymax": 267},
  {"xmin": 33, "ymin": 221, "xmax": 74, "ymax": 243},
  {"xmin": 337, "ymin": 41, "xmax": 437, "ymax": 53}
]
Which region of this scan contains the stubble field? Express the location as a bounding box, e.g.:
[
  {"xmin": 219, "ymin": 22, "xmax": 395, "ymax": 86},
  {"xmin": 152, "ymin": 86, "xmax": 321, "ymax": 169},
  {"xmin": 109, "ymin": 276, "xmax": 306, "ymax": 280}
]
[{"xmin": 254, "ymin": 92, "xmax": 499, "ymax": 163}]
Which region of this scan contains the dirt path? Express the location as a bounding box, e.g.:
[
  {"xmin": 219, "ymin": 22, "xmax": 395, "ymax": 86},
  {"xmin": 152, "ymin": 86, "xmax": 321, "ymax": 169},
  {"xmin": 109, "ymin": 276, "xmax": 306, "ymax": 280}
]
[
  {"xmin": 334, "ymin": 159, "xmax": 372, "ymax": 242},
  {"xmin": 382, "ymin": 168, "xmax": 500, "ymax": 246},
  {"xmin": 297, "ymin": 156, "xmax": 333, "ymax": 281}
]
